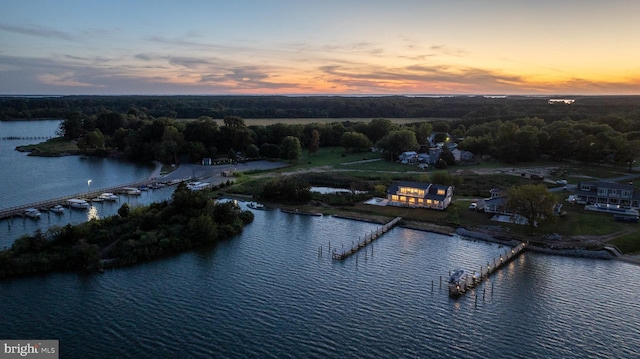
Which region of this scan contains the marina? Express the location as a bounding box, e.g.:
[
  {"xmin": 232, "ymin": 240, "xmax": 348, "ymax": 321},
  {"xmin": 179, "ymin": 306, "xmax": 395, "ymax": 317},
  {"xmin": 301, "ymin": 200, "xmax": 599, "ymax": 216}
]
[{"xmin": 0, "ymin": 179, "xmax": 167, "ymax": 220}]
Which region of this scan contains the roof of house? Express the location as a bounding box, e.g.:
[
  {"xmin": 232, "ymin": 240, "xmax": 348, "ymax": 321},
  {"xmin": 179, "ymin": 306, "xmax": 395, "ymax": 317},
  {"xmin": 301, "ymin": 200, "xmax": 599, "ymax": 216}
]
[
  {"xmin": 387, "ymin": 181, "xmax": 452, "ymax": 201},
  {"xmin": 389, "ymin": 181, "xmax": 431, "ymax": 192}
]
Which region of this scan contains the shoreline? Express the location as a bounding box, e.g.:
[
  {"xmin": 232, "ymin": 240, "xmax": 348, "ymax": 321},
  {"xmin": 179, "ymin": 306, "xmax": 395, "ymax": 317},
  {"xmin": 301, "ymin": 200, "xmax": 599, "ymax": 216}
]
[{"xmin": 265, "ymin": 203, "xmax": 640, "ymax": 267}]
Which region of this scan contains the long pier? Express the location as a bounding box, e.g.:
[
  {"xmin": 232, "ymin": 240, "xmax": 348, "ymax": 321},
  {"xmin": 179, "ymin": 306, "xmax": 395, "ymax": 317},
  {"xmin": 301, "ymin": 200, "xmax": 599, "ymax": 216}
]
[
  {"xmin": 0, "ymin": 178, "xmax": 171, "ymax": 220},
  {"xmin": 332, "ymin": 217, "xmax": 402, "ymax": 260},
  {"xmin": 448, "ymin": 242, "xmax": 527, "ymax": 297}
]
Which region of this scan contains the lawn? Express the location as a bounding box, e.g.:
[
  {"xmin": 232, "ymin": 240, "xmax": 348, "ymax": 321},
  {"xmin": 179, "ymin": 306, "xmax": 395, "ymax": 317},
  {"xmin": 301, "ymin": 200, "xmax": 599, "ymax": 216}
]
[
  {"xmin": 608, "ymin": 232, "xmax": 640, "ymax": 254},
  {"xmin": 15, "ymin": 137, "xmax": 80, "ymax": 156}
]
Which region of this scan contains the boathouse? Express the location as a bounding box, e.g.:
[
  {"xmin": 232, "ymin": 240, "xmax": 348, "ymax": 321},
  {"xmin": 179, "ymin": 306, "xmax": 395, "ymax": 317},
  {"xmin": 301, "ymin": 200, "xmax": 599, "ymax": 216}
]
[{"xmin": 386, "ymin": 181, "xmax": 453, "ymax": 210}]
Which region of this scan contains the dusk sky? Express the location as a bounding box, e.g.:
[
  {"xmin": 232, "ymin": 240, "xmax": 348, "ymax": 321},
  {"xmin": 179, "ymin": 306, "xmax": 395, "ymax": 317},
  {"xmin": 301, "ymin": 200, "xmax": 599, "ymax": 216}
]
[{"xmin": 1, "ymin": 0, "xmax": 639, "ymax": 95}]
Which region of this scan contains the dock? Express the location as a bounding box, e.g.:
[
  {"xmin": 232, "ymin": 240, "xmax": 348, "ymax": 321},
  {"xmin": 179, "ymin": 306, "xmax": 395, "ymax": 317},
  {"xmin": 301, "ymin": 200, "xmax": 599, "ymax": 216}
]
[
  {"xmin": 0, "ymin": 178, "xmax": 175, "ymax": 220},
  {"xmin": 448, "ymin": 242, "xmax": 527, "ymax": 297},
  {"xmin": 332, "ymin": 217, "xmax": 402, "ymax": 260}
]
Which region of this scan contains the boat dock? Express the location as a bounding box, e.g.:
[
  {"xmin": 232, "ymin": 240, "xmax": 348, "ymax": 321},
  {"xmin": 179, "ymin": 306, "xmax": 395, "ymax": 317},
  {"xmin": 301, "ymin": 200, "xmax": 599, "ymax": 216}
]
[
  {"xmin": 332, "ymin": 217, "xmax": 401, "ymax": 260},
  {"xmin": 0, "ymin": 179, "xmax": 169, "ymax": 220},
  {"xmin": 449, "ymin": 242, "xmax": 527, "ymax": 297}
]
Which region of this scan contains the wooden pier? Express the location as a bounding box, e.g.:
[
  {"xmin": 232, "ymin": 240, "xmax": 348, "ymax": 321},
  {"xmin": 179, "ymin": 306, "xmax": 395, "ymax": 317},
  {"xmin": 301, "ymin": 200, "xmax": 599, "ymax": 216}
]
[
  {"xmin": 0, "ymin": 178, "xmax": 172, "ymax": 220},
  {"xmin": 332, "ymin": 217, "xmax": 402, "ymax": 260},
  {"xmin": 448, "ymin": 242, "xmax": 527, "ymax": 297}
]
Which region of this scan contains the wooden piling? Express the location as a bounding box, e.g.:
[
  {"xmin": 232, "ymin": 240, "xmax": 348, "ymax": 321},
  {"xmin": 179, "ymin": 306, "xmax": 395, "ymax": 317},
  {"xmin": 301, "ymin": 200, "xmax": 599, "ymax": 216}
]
[
  {"xmin": 448, "ymin": 242, "xmax": 527, "ymax": 297},
  {"xmin": 332, "ymin": 217, "xmax": 401, "ymax": 260}
]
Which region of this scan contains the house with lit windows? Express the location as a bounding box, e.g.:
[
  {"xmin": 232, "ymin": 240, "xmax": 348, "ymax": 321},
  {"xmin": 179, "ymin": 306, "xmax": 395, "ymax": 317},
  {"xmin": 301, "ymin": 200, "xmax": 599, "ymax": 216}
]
[
  {"xmin": 386, "ymin": 181, "xmax": 453, "ymax": 210},
  {"xmin": 574, "ymin": 181, "xmax": 640, "ymax": 208}
]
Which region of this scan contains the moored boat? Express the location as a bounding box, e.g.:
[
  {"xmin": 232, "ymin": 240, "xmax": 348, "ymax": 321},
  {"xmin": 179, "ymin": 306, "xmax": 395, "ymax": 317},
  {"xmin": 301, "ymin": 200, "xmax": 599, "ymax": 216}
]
[
  {"xmin": 24, "ymin": 208, "xmax": 41, "ymax": 219},
  {"xmin": 448, "ymin": 268, "xmax": 467, "ymax": 285},
  {"xmin": 50, "ymin": 204, "xmax": 65, "ymax": 213},
  {"xmin": 247, "ymin": 202, "xmax": 265, "ymax": 210},
  {"xmin": 99, "ymin": 193, "xmax": 119, "ymax": 201},
  {"xmin": 67, "ymin": 198, "xmax": 90, "ymax": 209},
  {"xmin": 585, "ymin": 203, "xmax": 639, "ymax": 216},
  {"xmin": 121, "ymin": 187, "xmax": 141, "ymax": 195}
]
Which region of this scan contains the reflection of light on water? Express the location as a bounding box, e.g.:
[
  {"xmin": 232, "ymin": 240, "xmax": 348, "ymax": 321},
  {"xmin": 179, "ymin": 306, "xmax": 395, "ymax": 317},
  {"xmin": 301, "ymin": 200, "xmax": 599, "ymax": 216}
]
[{"xmin": 87, "ymin": 206, "xmax": 100, "ymax": 221}]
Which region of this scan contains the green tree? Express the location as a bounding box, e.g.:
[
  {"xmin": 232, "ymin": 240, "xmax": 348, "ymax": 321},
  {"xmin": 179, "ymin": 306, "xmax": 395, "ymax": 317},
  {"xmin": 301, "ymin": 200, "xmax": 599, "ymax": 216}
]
[
  {"xmin": 80, "ymin": 129, "xmax": 105, "ymax": 149},
  {"xmin": 415, "ymin": 122, "xmax": 433, "ymax": 145},
  {"xmin": 187, "ymin": 214, "xmax": 218, "ymax": 244},
  {"xmin": 308, "ymin": 129, "xmax": 320, "ymax": 156},
  {"xmin": 58, "ymin": 112, "xmax": 84, "ymax": 139},
  {"xmin": 366, "ymin": 118, "xmax": 395, "ymax": 143},
  {"xmin": 341, "ymin": 132, "xmax": 372, "ymax": 152},
  {"xmin": 377, "ymin": 129, "xmax": 419, "ymax": 161},
  {"xmin": 280, "ymin": 136, "xmax": 302, "ymax": 163},
  {"xmin": 615, "ymin": 140, "xmax": 640, "ymax": 171},
  {"xmin": 259, "ymin": 143, "xmax": 281, "ymax": 158},
  {"xmin": 246, "ymin": 144, "xmax": 260, "ymax": 158},
  {"xmin": 430, "ymin": 171, "xmax": 462, "ymax": 188},
  {"xmin": 118, "ymin": 203, "xmax": 131, "ymax": 218},
  {"xmin": 505, "ymin": 184, "xmax": 558, "ymax": 230}
]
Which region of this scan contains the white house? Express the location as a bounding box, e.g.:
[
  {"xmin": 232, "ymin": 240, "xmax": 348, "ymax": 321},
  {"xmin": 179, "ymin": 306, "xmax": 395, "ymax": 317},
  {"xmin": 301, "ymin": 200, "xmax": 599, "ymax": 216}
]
[
  {"xmin": 398, "ymin": 151, "xmax": 418, "ymax": 164},
  {"xmin": 386, "ymin": 181, "xmax": 454, "ymax": 210}
]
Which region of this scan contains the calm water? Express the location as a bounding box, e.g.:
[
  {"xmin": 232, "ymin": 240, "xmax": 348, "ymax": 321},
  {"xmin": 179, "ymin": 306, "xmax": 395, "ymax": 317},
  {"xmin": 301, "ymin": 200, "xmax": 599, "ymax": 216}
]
[
  {"xmin": 1, "ymin": 121, "xmax": 639, "ymax": 358},
  {"xmin": 0, "ymin": 120, "xmax": 162, "ymax": 247}
]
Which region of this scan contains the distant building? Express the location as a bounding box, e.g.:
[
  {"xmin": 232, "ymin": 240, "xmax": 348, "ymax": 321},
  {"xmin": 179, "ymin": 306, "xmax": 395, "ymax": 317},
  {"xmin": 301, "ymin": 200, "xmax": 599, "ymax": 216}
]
[
  {"xmin": 386, "ymin": 181, "xmax": 453, "ymax": 210},
  {"xmin": 202, "ymin": 157, "xmax": 212, "ymax": 165},
  {"xmin": 548, "ymin": 99, "xmax": 575, "ymax": 105},
  {"xmin": 574, "ymin": 181, "xmax": 640, "ymax": 208},
  {"xmin": 398, "ymin": 151, "xmax": 418, "ymax": 164},
  {"xmin": 480, "ymin": 188, "xmax": 509, "ymax": 214}
]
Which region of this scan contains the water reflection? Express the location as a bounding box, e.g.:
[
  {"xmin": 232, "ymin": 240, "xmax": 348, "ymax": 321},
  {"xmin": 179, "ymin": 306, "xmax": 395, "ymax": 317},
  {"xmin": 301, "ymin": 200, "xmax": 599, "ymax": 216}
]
[{"xmin": 87, "ymin": 206, "xmax": 100, "ymax": 221}]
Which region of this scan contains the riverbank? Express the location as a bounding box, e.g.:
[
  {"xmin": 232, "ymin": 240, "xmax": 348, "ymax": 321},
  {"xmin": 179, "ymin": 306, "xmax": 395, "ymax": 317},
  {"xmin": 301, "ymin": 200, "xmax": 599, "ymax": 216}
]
[{"xmin": 242, "ymin": 197, "xmax": 640, "ymax": 266}]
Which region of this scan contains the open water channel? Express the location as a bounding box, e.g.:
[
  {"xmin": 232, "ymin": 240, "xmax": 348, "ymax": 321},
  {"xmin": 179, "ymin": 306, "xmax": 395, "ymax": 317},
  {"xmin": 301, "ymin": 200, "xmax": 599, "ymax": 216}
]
[{"xmin": 0, "ymin": 120, "xmax": 638, "ymax": 358}]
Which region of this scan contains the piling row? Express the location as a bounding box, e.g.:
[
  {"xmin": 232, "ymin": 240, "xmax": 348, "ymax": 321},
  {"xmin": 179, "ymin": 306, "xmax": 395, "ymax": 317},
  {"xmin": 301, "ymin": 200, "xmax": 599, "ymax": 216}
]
[
  {"xmin": 448, "ymin": 242, "xmax": 527, "ymax": 297},
  {"xmin": 331, "ymin": 217, "xmax": 401, "ymax": 260}
]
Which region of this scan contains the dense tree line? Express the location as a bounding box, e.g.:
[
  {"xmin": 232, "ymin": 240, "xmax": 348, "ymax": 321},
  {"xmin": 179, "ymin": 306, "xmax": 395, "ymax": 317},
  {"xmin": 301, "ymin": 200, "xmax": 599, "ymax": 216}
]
[
  {"xmin": 2, "ymin": 95, "xmax": 640, "ymax": 122},
  {"xmin": 0, "ymin": 183, "xmax": 253, "ymax": 278},
  {"xmin": 49, "ymin": 109, "xmax": 640, "ymax": 168},
  {"xmin": 9, "ymin": 94, "xmax": 640, "ymax": 167}
]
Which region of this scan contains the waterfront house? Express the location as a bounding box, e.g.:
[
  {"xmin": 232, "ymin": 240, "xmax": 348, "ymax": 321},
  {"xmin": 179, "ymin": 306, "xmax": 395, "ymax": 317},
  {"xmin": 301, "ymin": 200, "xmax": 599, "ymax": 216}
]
[
  {"xmin": 386, "ymin": 181, "xmax": 453, "ymax": 210},
  {"xmin": 479, "ymin": 188, "xmax": 510, "ymax": 214},
  {"xmin": 574, "ymin": 181, "xmax": 640, "ymax": 208},
  {"xmin": 398, "ymin": 151, "xmax": 418, "ymax": 164}
]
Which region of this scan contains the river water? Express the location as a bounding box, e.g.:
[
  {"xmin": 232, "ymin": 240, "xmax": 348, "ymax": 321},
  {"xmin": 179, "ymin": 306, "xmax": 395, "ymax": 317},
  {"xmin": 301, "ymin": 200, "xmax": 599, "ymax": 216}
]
[
  {"xmin": 0, "ymin": 120, "xmax": 170, "ymax": 248},
  {"xmin": 0, "ymin": 121, "xmax": 639, "ymax": 358}
]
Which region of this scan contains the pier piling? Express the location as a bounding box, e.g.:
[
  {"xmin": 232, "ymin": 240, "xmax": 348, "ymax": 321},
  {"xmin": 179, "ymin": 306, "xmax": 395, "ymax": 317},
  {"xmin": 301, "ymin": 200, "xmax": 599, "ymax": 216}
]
[
  {"xmin": 331, "ymin": 217, "xmax": 401, "ymax": 260},
  {"xmin": 448, "ymin": 242, "xmax": 527, "ymax": 297}
]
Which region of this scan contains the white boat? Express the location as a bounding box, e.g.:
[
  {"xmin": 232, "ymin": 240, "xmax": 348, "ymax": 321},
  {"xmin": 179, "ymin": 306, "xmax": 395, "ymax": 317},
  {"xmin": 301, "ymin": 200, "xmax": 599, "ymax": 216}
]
[
  {"xmin": 99, "ymin": 193, "xmax": 119, "ymax": 201},
  {"xmin": 121, "ymin": 187, "xmax": 141, "ymax": 195},
  {"xmin": 50, "ymin": 204, "xmax": 65, "ymax": 213},
  {"xmin": 247, "ymin": 202, "xmax": 265, "ymax": 210},
  {"xmin": 67, "ymin": 198, "xmax": 90, "ymax": 209},
  {"xmin": 584, "ymin": 203, "xmax": 639, "ymax": 216},
  {"xmin": 448, "ymin": 268, "xmax": 467, "ymax": 285},
  {"xmin": 187, "ymin": 181, "xmax": 211, "ymax": 191},
  {"xmin": 24, "ymin": 208, "xmax": 41, "ymax": 219}
]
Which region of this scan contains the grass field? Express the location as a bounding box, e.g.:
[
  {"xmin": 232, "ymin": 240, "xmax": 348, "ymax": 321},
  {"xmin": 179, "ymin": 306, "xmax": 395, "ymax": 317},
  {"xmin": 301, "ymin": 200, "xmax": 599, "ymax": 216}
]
[
  {"xmin": 222, "ymin": 147, "xmax": 640, "ymax": 253},
  {"xmin": 609, "ymin": 232, "xmax": 640, "ymax": 254},
  {"xmin": 15, "ymin": 137, "xmax": 80, "ymax": 156}
]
